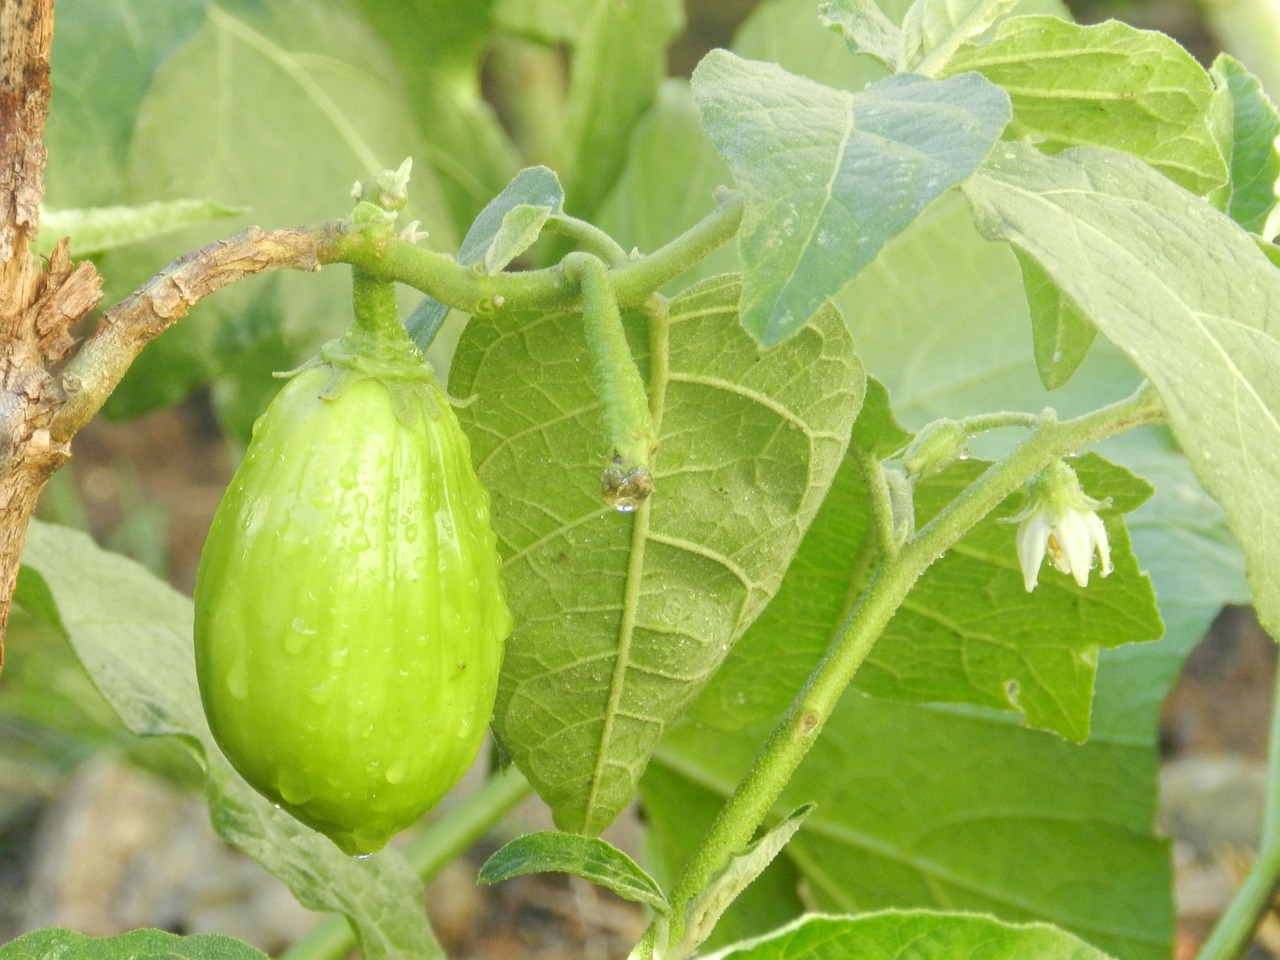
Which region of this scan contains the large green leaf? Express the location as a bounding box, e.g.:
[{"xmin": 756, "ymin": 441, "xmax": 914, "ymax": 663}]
[
  {"xmin": 100, "ymin": 0, "xmax": 455, "ymax": 423},
  {"xmin": 17, "ymin": 522, "xmax": 441, "ymax": 960},
  {"xmin": 644, "ymin": 161, "xmax": 1246, "ymax": 960},
  {"xmin": 691, "ymin": 51, "xmax": 1011, "ymax": 344},
  {"xmin": 963, "ymin": 143, "xmax": 1280, "ymax": 639},
  {"xmin": 705, "ymin": 912, "xmax": 1117, "ymax": 959},
  {"xmin": 944, "ymin": 17, "xmax": 1228, "ymax": 196},
  {"xmin": 695, "ymin": 453, "xmax": 1162, "ymax": 742},
  {"xmin": 649, "ymin": 685, "xmax": 1173, "ymax": 960},
  {"xmin": 0, "ymin": 928, "xmax": 266, "ymax": 960},
  {"xmin": 450, "ymin": 275, "xmax": 864, "ymax": 834}
]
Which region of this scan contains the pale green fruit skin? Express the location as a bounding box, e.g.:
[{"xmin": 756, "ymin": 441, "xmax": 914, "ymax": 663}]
[{"xmin": 194, "ymin": 363, "xmax": 510, "ymax": 856}]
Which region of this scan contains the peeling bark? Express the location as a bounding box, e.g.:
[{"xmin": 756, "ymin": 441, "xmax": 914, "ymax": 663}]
[{"xmin": 1, "ymin": 0, "xmax": 61, "ymax": 665}]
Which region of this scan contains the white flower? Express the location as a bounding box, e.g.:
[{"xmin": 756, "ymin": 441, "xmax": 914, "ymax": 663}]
[{"xmin": 1013, "ymin": 460, "xmax": 1114, "ymax": 592}]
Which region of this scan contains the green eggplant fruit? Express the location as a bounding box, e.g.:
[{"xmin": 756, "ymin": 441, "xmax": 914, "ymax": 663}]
[{"xmin": 194, "ymin": 330, "xmax": 510, "ymax": 856}]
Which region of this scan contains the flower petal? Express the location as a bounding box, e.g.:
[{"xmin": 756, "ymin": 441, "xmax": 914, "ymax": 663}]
[{"xmin": 1016, "ymin": 510, "xmax": 1053, "ymax": 591}]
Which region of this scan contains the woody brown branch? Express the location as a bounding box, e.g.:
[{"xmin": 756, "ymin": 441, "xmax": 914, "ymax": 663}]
[
  {"xmin": 49, "ymin": 223, "xmax": 336, "ymax": 445},
  {"xmin": 2, "ymin": 0, "xmax": 63, "ymax": 667}
]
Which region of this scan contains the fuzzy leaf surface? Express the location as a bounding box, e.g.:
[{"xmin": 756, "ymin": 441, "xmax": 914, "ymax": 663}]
[
  {"xmin": 1210, "ymin": 54, "xmax": 1280, "ymax": 238},
  {"xmin": 964, "ymin": 142, "xmax": 1280, "ymax": 639},
  {"xmin": 478, "ymin": 833, "xmax": 668, "ymax": 912},
  {"xmin": 17, "ymin": 523, "xmax": 440, "ymax": 960},
  {"xmin": 451, "ymin": 275, "xmax": 864, "ymax": 834},
  {"xmin": 899, "ymin": 0, "xmax": 1021, "ymax": 75},
  {"xmin": 704, "ymin": 912, "xmax": 1117, "ymax": 960},
  {"xmin": 692, "ymin": 51, "xmax": 1010, "ymax": 344},
  {"xmin": 819, "ymin": 0, "xmax": 903, "ymax": 71},
  {"xmin": 945, "ymin": 17, "xmax": 1227, "ymax": 196},
  {"xmin": 694, "ymin": 453, "xmax": 1161, "ymax": 742},
  {"xmin": 645, "ymin": 181, "xmax": 1245, "ymax": 960}
]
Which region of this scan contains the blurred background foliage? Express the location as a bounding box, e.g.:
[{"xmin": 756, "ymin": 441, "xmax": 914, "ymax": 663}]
[{"xmin": 2, "ymin": 0, "xmax": 1276, "ymax": 954}]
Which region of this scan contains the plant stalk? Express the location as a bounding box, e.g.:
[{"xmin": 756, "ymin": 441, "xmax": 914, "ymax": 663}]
[
  {"xmin": 658, "ymin": 383, "xmax": 1166, "ymax": 953},
  {"xmin": 332, "ymin": 190, "xmax": 744, "ymax": 316}
]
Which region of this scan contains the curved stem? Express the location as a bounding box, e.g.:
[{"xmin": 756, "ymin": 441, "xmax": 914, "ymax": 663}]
[
  {"xmin": 332, "ymin": 190, "xmax": 744, "ymax": 315},
  {"xmin": 960, "ymin": 411, "xmax": 1042, "ymax": 435},
  {"xmin": 659, "ymin": 382, "xmax": 1166, "ymax": 953},
  {"xmin": 547, "ymin": 213, "xmax": 630, "ymax": 264},
  {"xmin": 279, "ymin": 768, "xmax": 532, "ymax": 960}
]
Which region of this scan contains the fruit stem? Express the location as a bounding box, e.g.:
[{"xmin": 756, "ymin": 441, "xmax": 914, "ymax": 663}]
[
  {"xmin": 278, "ymin": 767, "xmax": 532, "ymax": 960},
  {"xmin": 350, "ymin": 267, "xmax": 412, "ymax": 346},
  {"xmin": 567, "ymin": 252, "xmax": 657, "ymax": 510}
]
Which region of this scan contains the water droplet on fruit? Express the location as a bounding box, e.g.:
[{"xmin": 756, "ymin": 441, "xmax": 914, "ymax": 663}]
[
  {"xmin": 385, "ymin": 761, "xmax": 407, "ymax": 784},
  {"xmin": 277, "ymin": 768, "xmax": 312, "ymax": 805}
]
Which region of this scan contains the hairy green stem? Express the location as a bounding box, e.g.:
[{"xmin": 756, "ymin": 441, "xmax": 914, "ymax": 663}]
[
  {"xmin": 548, "ymin": 213, "xmax": 631, "ymax": 264},
  {"xmin": 331, "ymin": 191, "xmax": 744, "ymax": 316},
  {"xmin": 960, "ymin": 411, "xmax": 1042, "ymax": 435},
  {"xmin": 350, "ymin": 268, "xmax": 407, "ymax": 343},
  {"xmin": 658, "ymin": 382, "xmax": 1166, "ymax": 954},
  {"xmin": 850, "ymin": 442, "xmax": 901, "ymax": 558},
  {"xmin": 568, "ymin": 253, "xmax": 657, "ymax": 507},
  {"xmin": 279, "ymin": 768, "xmax": 532, "ymax": 960}
]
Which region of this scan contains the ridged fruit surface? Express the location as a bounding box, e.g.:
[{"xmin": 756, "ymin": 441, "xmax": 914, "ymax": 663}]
[{"xmin": 194, "ymin": 361, "xmax": 509, "ymax": 855}]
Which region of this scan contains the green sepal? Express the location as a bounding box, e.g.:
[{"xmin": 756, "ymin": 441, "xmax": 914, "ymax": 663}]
[{"xmin": 275, "ymin": 328, "xmax": 444, "ymax": 429}]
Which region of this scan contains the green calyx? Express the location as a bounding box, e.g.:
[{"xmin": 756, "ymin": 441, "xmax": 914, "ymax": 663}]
[{"xmin": 279, "ymin": 326, "xmax": 443, "ymax": 430}]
